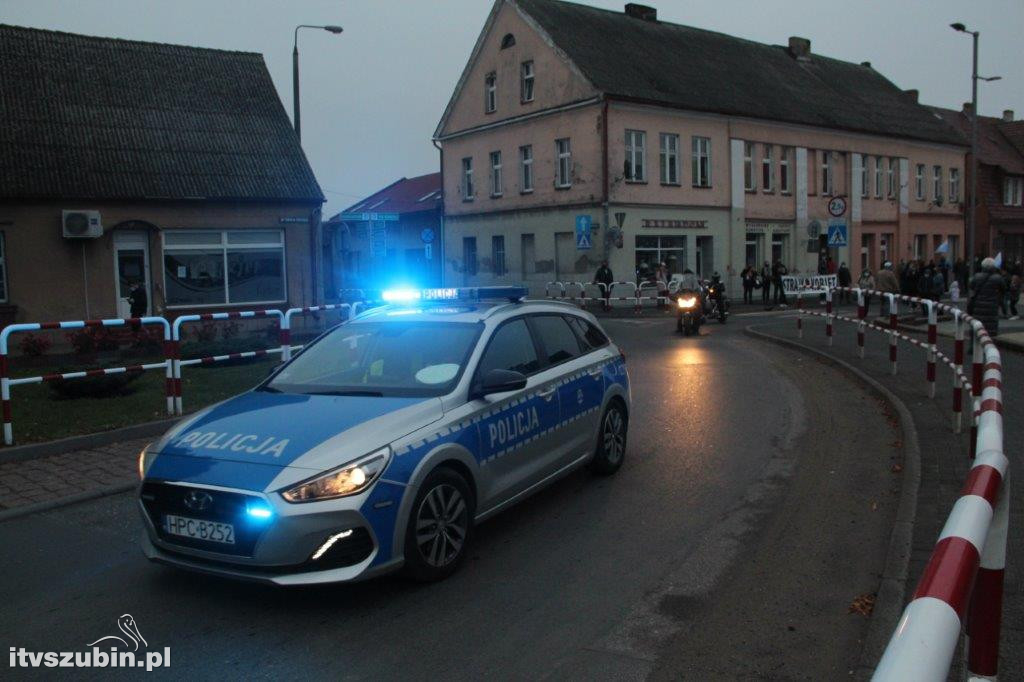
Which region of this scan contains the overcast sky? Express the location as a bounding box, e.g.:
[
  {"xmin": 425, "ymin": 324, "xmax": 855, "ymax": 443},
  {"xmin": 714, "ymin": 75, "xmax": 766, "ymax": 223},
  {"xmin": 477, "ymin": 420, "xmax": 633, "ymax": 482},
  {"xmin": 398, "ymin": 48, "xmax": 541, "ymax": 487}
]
[{"xmin": 4, "ymin": 0, "xmax": 1022, "ymax": 216}]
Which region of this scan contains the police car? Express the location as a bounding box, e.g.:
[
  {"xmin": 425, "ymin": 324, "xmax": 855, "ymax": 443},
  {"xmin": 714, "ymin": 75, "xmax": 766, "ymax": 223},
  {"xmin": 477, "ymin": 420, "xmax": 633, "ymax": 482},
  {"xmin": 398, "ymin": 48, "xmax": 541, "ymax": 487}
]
[{"xmin": 138, "ymin": 287, "xmax": 630, "ymax": 584}]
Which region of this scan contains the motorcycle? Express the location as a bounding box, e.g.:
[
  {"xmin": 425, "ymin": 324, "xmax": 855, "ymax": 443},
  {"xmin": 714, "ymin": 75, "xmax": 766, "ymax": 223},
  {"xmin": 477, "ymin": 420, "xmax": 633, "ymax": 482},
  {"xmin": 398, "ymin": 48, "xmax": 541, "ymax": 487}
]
[
  {"xmin": 675, "ymin": 290, "xmax": 703, "ymax": 336},
  {"xmin": 705, "ymin": 280, "xmax": 730, "ymax": 323}
]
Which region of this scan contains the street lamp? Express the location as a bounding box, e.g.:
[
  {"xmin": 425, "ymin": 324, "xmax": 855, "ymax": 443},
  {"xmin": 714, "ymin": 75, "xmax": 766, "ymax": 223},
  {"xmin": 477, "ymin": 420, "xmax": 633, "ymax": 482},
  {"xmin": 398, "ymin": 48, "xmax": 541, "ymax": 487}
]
[
  {"xmin": 293, "ymin": 24, "xmax": 343, "ymax": 143},
  {"xmin": 950, "ymin": 22, "xmax": 1001, "ymax": 276}
]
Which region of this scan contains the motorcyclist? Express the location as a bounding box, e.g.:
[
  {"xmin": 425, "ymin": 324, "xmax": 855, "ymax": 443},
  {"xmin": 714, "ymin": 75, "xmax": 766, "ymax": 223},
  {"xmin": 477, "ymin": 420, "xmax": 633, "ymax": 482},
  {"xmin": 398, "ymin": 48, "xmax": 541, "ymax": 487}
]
[{"xmin": 676, "ymin": 268, "xmax": 703, "ymax": 311}]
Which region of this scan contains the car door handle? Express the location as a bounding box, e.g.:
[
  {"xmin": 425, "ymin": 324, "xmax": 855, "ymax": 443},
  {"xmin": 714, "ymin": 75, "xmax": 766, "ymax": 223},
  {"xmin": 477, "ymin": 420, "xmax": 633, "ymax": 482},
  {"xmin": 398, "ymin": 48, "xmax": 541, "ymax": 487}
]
[{"xmin": 536, "ymin": 387, "xmax": 557, "ymax": 400}]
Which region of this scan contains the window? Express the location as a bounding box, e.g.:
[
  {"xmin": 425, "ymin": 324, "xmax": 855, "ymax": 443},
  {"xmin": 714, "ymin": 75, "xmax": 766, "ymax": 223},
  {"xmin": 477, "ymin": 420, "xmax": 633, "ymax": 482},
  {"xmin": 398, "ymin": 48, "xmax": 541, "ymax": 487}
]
[
  {"xmin": 0, "ymin": 232, "xmax": 7, "ymax": 303},
  {"xmin": 780, "ymin": 147, "xmax": 791, "ymax": 193},
  {"xmin": 820, "ymin": 150, "xmax": 833, "ymax": 195},
  {"xmin": 886, "ymin": 158, "xmax": 895, "ymax": 198},
  {"xmin": 477, "ymin": 319, "xmax": 540, "ymax": 377},
  {"xmin": 933, "ymin": 165, "xmax": 943, "ymax": 202},
  {"xmin": 950, "ymin": 168, "xmax": 960, "ymax": 202},
  {"xmin": 461, "ymin": 157, "xmax": 474, "ymax": 200},
  {"xmin": 692, "ymin": 136, "xmax": 711, "ymax": 187},
  {"xmin": 462, "ymin": 237, "xmax": 477, "ymax": 276},
  {"xmin": 915, "ymin": 164, "xmax": 925, "ymax": 200},
  {"xmin": 660, "ymin": 133, "xmax": 679, "ymax": 184},
  {"xmin": 762, "ymin": 144, "xmax": 773, "ymax": 192},
  {"xmin": 491, "ymin": 235, "xmax": 506, "ymax": 276},
  {"xmin": 519, "ymin": 145, "xmax": 533, "ymax": 192},
  {"xmin": 555, "ymin": 138, "xmax": 572, "ymax": 188},
  {"xmin": 625, "ymin": 130, "xmax": 646, "ymax": 182},
  {"xmin": 860, "ymin": 156, "xmax": 869, "ymax": 198},
  {"xmin": 530, "ymin": 315, "xmax": 581, "ymax": 365},
  {"xmin": 484, "ymin": 72, "xmax": 496, "ymax": 113},
  {"xmin": 163, "ymin": 230, "xmax": 285, "ymax": 307},
  {"xmin": 566, "ymin": 315, "xmax": 609, "ymax": 351},
  {"xmin": 635, "ymin": 235, "xmax": 686, "ymax": 277},
  {"xmin": 1005, "ymin": 177, "xmax": 1024, "ymax": 206},
  {"xmin": 520, "ymin": 61, "xmax": 534, "ymax": 103},
  {"xmin": 743, "ymin": 142, "xmax": 755, "ymax": 191},
  {"xmin": 500, "ymin": 33, "xmax": 516, "ymax": 49},
  {"xmin": 874, "ymin": 156, "xmax": 883, "ymax": 197},
  {"xmin": 489, "ymin": 151, "xmax": 502, "ymax": 197}
]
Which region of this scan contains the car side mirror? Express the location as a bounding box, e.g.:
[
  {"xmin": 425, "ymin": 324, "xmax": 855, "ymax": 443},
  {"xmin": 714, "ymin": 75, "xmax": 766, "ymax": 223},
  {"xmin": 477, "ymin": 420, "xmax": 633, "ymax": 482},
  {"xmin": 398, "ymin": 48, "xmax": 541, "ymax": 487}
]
[{"xmin": 473, "ymin": 369, "xmax": 527, "ymax": 399}]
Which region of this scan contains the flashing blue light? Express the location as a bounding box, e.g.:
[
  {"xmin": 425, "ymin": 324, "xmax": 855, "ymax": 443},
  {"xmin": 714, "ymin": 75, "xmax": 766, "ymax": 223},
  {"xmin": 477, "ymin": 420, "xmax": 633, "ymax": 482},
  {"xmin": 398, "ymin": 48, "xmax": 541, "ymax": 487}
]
[
  {"xmin": 246, "ymin": 504, "xmax": 274, "ymax": 520},
  {"xmin": 382, "ymin": 287, "xmax": 528, "ymax": 304},
  {"xmin": 381, "ymin": 288, "xmax": 422, "ymax": 303}
]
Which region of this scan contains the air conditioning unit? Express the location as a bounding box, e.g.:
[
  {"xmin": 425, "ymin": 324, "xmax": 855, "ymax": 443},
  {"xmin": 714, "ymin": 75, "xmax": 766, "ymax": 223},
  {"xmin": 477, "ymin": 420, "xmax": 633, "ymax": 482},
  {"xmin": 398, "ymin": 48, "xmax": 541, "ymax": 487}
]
[{"xmin": 62, "ymin": 210, "xmax": 103, "ymax": 238}]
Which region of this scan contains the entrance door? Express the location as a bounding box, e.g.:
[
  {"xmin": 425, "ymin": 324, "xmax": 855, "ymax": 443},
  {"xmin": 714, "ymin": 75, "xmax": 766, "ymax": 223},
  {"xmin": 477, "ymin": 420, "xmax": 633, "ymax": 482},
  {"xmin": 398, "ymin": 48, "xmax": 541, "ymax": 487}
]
[
  {"xmin": 695, "ymin": 236, "xmax": 713, "ymax": 277},
  {"xmin": 114, "ymin": 232, "xmax": 150, "ymax": 318},
  {"xmin": 555, "ymin": 232, "xmax": 575, "ymax": 282}
]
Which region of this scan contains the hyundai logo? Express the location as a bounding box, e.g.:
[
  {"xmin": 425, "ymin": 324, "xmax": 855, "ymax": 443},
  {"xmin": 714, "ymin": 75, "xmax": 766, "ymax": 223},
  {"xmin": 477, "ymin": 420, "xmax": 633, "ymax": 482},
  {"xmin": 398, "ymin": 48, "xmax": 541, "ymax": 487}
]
[{"xmin": 183, "ymin": 490, "xmax": 213, "ymax": 512}]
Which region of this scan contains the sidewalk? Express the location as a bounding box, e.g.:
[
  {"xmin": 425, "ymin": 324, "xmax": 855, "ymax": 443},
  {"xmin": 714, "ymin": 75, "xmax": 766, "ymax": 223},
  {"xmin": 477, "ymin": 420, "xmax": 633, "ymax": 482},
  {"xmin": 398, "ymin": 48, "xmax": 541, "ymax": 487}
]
[{"xmin": 752, "ymin": 313, "xmax": 1022, "ymax": 678}]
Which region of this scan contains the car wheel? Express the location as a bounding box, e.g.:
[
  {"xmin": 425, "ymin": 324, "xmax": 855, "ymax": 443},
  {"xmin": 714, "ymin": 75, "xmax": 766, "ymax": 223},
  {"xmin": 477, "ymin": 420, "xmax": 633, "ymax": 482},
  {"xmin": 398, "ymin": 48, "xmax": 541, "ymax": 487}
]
[
  {"xmin": 402, "ymin": 467, "xmax": 473, "ymax": 582},
  {"xmin": 591, "ymin": 402, "xmax": 628, "ymax": 475}
]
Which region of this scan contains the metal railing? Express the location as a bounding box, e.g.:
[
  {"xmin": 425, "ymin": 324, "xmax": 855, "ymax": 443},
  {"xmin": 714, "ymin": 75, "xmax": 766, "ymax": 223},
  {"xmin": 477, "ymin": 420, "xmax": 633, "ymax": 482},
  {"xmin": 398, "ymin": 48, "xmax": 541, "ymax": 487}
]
[{"xmin": 797, "ymin": 286, "xmax": 1007, "ymax": 681}]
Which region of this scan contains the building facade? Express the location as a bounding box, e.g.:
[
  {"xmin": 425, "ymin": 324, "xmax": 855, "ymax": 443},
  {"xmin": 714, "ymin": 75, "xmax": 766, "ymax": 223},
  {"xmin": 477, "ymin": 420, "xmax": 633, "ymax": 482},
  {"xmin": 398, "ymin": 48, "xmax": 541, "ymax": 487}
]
[
  {"xmin": 933, "ymin": 106, "xmax": 1024, "ymax": 264},
  {"xmin": 434, "ymin": 0, "xmax": 967, "ymax": 296},
  {"xmin": 0, "ymin": 25, "xmax": 324, "ymax": 323},
  {"xmin": 325, "ymin": 173, "xmax": 443, "ymax": 295}
]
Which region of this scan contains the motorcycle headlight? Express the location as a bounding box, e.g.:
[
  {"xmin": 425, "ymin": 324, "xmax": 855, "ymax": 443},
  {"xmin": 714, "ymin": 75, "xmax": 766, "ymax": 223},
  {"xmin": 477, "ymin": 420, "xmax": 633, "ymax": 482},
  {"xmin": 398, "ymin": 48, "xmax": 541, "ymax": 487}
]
[
  {"xmin": 138, "ymin": 443, "xmax": 156, "ymax": 480},
  {"xmin": 678, "ymin": 296, "xmax": 697, "ymax": 309},
  {"xmin": 280, "ymin": 447, "xmax": 391, "ymax": 503}
]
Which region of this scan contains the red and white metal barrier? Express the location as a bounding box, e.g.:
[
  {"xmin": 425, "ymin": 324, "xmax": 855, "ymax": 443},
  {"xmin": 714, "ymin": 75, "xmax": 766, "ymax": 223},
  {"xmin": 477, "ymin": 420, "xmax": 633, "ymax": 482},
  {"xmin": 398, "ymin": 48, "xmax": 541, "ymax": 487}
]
[
  {"xmin": 170, "ymin": 310, "xmax": 285, "ymax": 416},
  {"xmin": 795, "ymin": 286, "xmax": 1008, "ymax": 680},
  {"xmin": 0, "ymin": 317, "xmax": 172, "ymax": 445},
  {"xmin": 281, "ymin": 304, "xmax": 353, "ymax": 361}
]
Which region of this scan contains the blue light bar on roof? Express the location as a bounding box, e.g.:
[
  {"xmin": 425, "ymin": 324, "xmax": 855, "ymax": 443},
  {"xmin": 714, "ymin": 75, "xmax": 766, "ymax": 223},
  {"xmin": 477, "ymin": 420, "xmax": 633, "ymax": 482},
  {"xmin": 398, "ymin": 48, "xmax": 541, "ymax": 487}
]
[{"xmin": 382, "ymin": 287, "xmax": 528, "ymax": 303}]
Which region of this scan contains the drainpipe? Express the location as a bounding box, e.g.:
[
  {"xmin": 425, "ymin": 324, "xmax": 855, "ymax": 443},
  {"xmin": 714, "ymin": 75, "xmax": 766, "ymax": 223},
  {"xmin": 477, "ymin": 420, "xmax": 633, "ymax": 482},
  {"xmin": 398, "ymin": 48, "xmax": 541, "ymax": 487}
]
[
  {"xmin": 602, "ymin": 97, "xmax": 610, "ymax": 260},
  {"xmin": 433, "ymin": 138, "xmax": 445, "ymax": 287}
]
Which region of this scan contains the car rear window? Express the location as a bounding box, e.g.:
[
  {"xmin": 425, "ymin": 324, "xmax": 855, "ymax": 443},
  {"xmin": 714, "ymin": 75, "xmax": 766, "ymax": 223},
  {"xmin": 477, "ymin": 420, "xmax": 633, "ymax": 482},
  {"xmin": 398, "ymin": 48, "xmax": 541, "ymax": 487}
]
[
  {"xmin": 531, "ymin": 315, "xmax": 582, "ymax": 365},
  {"xmin": 477, "ymin": 318, "xmax": 541, "ymax": 377},
  {"xmin": 566, "ymin": 316, "xmax": 609, "ymax": 351}
]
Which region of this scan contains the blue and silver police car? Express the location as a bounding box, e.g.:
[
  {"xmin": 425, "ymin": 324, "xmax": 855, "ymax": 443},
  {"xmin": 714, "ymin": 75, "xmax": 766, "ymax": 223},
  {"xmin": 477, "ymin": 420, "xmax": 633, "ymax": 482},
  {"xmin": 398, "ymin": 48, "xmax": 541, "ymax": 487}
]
[{"xmin": 137, "ymin": 287, "xmax": 629, "ymax": 584}]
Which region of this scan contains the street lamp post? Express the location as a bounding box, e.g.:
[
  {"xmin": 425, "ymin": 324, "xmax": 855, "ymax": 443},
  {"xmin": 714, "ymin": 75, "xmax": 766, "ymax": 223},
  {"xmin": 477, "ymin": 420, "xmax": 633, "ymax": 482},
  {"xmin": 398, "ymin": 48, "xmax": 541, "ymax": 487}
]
[
  {"xmin": 950, "ymin": 23, "xmax": 1001, "ymax": 276},
  {"xmin": 292, "ymin": 24, "xmax": 343, "ymax": 143}
]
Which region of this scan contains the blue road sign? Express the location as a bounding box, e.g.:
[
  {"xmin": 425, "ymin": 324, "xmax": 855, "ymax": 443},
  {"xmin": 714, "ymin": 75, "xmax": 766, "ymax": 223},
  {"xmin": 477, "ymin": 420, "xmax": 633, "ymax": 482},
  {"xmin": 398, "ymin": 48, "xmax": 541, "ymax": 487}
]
[
  {"xmin": 827, "ymin": 222, "xmax": 847, "ymax": 247},
  {"xmin": 575, "ymin": 215, "xmax": 592, "ymax": 250},
  {"xmin": 421, "ymin": 228, "xmax": 435, "ymax": 244}
]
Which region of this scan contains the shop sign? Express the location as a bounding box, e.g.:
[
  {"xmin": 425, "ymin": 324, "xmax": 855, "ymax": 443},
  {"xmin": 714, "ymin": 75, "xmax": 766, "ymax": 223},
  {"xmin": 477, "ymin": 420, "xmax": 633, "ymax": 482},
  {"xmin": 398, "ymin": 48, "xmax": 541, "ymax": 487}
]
[{"xmin": 641, "ymin": 219, "xmax": 707, "ymax": 229}]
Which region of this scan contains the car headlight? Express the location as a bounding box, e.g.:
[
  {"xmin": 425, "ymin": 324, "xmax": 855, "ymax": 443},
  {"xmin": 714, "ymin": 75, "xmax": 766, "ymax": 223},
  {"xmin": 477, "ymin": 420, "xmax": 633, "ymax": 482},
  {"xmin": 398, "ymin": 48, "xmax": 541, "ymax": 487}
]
[
  {"xmin": 138, "ymin": 443, "xmax": 156, "ymax": 480},
  {"xmin": 280, "ymin": 447, "xmax": 391, "ymax": 503}
]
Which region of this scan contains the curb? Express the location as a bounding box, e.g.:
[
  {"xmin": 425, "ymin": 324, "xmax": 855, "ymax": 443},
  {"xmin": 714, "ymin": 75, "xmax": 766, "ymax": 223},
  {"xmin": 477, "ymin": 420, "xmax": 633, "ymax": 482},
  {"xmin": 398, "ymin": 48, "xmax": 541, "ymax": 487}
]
[
  {"xmin": 0, "ymin": 416, "xmax": 181, "ymax": 463},
  {"xmin": 0, "ymin": 480, "xmax": 137, "ymax": 523},
  {"xmin": 742, "ymin": 324, "xmax": 921, "ymax": 680}
]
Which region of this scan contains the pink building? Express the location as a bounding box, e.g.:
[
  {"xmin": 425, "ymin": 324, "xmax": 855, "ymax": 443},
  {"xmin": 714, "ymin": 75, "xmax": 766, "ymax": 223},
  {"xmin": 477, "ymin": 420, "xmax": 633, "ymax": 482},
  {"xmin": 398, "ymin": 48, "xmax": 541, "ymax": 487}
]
[{"xmin": 434, "ymin": 0, "xmax": 967, "ymax": 295}]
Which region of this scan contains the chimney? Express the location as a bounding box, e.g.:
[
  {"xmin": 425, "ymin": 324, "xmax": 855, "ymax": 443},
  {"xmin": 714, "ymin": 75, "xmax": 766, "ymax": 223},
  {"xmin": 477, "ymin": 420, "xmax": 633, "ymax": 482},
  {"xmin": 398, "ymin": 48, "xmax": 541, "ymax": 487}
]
[
  {"xmin": 860, "ymin": 61, "xmax": 872, "ymax": 68},
  {"xmin": 903, "ymin": 89, "xmax": 919, "ymax": 103},
  {"xmin": 1004, "ymin": 109, "xmax": 1015, "ymax": 122},
  {"xmin": 962, "ymin": 102, "xmax": 974, "ymax": 115},
  {"xmin": 624, "ymin": 4, "xmax": 657, "ymax": 21},
  {"xmin": 788, "ymin": 36, "xmax": 811, "ymax": 61}
]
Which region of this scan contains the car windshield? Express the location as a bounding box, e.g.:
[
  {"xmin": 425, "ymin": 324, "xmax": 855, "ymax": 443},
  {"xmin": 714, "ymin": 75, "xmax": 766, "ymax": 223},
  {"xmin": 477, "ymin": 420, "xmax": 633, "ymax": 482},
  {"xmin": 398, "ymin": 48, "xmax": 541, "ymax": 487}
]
[{"xmin": 263, "ymin": 321, "xmax": 482, "ymax": 397}]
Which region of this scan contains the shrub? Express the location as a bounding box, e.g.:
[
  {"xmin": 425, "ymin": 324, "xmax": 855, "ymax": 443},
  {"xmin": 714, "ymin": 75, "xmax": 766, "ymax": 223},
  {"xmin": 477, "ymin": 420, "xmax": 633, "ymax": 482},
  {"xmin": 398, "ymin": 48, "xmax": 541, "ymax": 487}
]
[
  {"xmin": 47, "ymin": 371, "xmax": 142, "ymax": 399},
  {"xmin": 192, "ymin": 322, "xmax": 219, "ymax": 343},
  {"xmin": 66, "ymin": 327, "xmax": 120, "ymax": 356},
  {"xmin": 221, "ymin": 321, "xmax": 241, "ymax": 340},
  {"xmin": 130, "ymin": 327, "xmax": 164, "ymax": 353},
  {"xmin": 18, "ymin": 333, "xmax": 52, "ymax": 357}
]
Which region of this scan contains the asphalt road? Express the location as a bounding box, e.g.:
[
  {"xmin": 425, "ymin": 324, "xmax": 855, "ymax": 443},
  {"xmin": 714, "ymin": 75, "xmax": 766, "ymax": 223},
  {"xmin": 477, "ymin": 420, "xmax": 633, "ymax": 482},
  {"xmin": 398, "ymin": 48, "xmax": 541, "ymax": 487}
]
[{"xmin": 0, "ymin": 314, "xmax": 901, "ymax": 680}]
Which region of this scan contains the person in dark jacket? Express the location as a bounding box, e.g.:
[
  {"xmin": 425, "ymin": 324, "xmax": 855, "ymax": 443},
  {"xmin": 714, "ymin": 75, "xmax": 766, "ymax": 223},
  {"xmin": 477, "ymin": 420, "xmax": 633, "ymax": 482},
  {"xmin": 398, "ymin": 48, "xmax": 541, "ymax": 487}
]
[
  {"xmin": 741, "ymin": 265, "xmax": 756, "ymax": 304},
  {"xmin": 837, "ymin": 262, "xmax": 852, "ymax": 303},
  {"xmin": 772, "ymin": 260, "xmax": 788, "ymax": 306},
  {"xmin": 760, "ymin": 261, "xmax": 772, "ymax": 306},
  {"xmin": 594, "ymin": 261, "xmax": 614, "ymax": 310},
  {"xmin": 968, "ymin": 258, "xmax": 1007, "ymax": 337}
]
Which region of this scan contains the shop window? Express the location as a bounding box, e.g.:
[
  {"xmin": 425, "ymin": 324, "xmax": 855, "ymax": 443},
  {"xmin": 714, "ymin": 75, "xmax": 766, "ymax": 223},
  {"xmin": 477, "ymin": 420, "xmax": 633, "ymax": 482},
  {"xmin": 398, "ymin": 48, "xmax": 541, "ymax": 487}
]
[{"xmin": 163, "ymin": 230, "xmax": 285, "ymax": 308}]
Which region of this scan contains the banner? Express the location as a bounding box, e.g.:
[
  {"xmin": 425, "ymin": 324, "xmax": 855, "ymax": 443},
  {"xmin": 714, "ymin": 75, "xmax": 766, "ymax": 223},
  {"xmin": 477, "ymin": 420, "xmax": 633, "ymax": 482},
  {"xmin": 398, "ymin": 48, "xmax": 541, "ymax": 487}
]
[{"xmin": 781, "ymin": 274, "xmax": 837, "ymax": 295}]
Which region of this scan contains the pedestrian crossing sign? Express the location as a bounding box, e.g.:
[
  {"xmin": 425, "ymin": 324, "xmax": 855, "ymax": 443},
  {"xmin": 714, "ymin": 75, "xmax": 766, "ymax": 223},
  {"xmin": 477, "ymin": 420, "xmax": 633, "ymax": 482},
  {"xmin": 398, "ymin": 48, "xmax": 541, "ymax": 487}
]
[
  {"xmin": 827, "ymin": 222, "xmax": 847, "ymax": 247},
  {"xmin": 575, "ymin": 215, "xmax": 593, "ymax": 250}
]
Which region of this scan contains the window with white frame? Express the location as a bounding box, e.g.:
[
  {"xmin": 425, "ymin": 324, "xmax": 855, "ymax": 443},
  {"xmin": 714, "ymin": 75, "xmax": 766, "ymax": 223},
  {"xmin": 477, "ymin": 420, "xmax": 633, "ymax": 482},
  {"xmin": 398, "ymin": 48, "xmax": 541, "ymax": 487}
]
[
  {"xmin": 0, "ymin": 232, "xmax": 7, "ymax": 303},
  {"xmin": 484, "ymin": 72, "xmax": 496, "ymax": 113},
  {"xmin": 743, "ymin": 141, "xmax": 755, "ymax": 191},
  {"xmin": 660, "ymin": 133, "xmax": 679, "ymax": 184},
  {"xmin": 520, "ymin": 61, "xmax": 534, "ymax": 103},
  {"xmin": 886, "ymin": 158, "xmax": 895, "ymax": 197},
  {"xmin": 163, "ymin": 230, "xmax": 285, "ymax": 307},
  {"xmin": 625, "ymin": 130, "xmax": 646, "ymax": 182},
  {"xmin": 950, "ymin": 168, "xmax": 960, "ymax": 202},
  {"xmin": 490, "ymin": 151, "xmax": 503, "ymax": 197},
  {"xmin": 915, "ymin": 164, "xmax": 925, "ymax": 200},
  {"xmin": 461, "ymin": 157, "xmax": 474, "ymax": 199},
  {"xmin": 860, "ymin": 156, "xmax": 869, "ymax": 198},
  {"xmin": 820, "ymin": 150, "xmax": 833, "ymax": 195},
  {"xmin": 780, "ymin": 147, "xmax": 791, "ymax": 193},
  {"xmin": 762, "ymin": 144, "xmax": 773, "ymax": 192},
  {"xmin": 1005, "ymin": 177, "xmax": 1023, "ymax": 206},
  {"xmin": 692, "ymin": 136, "xmax": 711, "ymax": 187},
  {"xmin": 933, "ymin": 165, "xmax": 943, "ymax": 202},
  {"xmin": 519, "ymin": 145, "xmax": 533, "ymax": 192},
  {"xmin": 555, "ymin": 138, "xmax": 572, "ymax": 188},
  {"xmin": 874, "ymin": 156, "xmax": 883, "ymax": 197}
]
